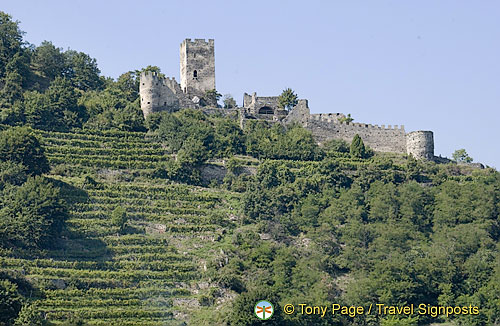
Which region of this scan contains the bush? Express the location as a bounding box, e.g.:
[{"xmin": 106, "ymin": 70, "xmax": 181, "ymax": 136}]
[
  {"xmin": 14, "ymin": 303, "xmax": 46, "ymax": 326},
  {"xmin": 0, "ymin": 176, "xmax": 68, "ymax": 249},
  {"xmin": 0, "ymin": 127, "xmax": 49, "ymax": 175},
  {"xmin": 24, "ymin": 77, "xmax": 87, "ymax": 131},
  {"xmin": 0, "ymin": 161, "xmax": 27, "ymax": 189},
  {"xmin": 111, "ymin": 206, "xmax": 127, "ymax": 233},
  {"xmin": 324, "ymin": 138, "xmax": 349, "ymax": 153},
  {"xmin": 0, "ymin": 279, "xmax": 22, "ymax": 325},
  {"xmin": 245, "ymin": 122, "xmax": 323, "ymax": 160}
]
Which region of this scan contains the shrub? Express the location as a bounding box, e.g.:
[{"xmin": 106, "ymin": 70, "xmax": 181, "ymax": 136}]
[
  {"xmin": 111, "ymin": 207, "xmax": 127, "ymax": 233},
  {"xmin": 0, "ymin": 127, "xmax": 49, "ymax": 175}
]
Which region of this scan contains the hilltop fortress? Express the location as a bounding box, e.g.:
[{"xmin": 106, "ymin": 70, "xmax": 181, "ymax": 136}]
[{"xmin": 140, "ymin": 39, "xmax": 435, "ymax": 160}]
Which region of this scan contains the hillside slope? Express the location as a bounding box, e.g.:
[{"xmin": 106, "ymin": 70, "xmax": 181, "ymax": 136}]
[{"xmin": 1, "ymin": 129, "xmax": 240, "ymax": 325}]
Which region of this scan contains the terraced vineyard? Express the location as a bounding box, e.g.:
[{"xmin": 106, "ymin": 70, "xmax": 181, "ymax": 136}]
[{"xmin": 0, "ymin": 129, "xmax": 241, "ymax": 325}]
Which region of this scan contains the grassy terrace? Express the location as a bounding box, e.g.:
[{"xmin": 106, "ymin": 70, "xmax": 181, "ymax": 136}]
[{"xmin": 0, "ymin": 129, "xmax": 241, "ymax": 325}]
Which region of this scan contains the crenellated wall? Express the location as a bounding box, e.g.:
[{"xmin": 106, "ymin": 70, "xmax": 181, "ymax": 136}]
[
  {"xmin": 307, "ymin": 118, "xmax": 407, "ymax": 153},
  {"xmin": 282, "ymin": 99, "xmax": 408, "ymax": 154},
  {"xmin": 310, "ymin": 113, "xmax": 346, "ymax": 124}
]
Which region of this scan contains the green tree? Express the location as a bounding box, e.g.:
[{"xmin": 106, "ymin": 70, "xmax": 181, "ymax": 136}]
[
  {"xmin": 213, "ymin": 118, "xmax": 245, "ymax": 157},
  {"xmin": 64, "ymin": 50, "xmax": 103, "ymax": 91},
  {"xmin": 111, "ymin": 206, "xmax": 127, "ymax": 233},
  {"xmin": 116, "ymin": 71, "xmax": 139, "ymax": 102},
  {"xmin": 78, "ymin": 87, "xmax": 127, "ymax": 118},
  {"xmin": 157, "ymin": 109, "xmax": 214, "ymax": 153},
  {"xmin": 277, "ymin": 88, "xmax": 298, "ymax": 111},
  {"xmin": 0, "ymin": 101, "xmax": 25, "ymax": 126},
  {"xmin": 350, "ymin": 134, "xmax": 366, "ymax": 158},
  {"xmin": 177, "ymin": 137, "xmax": 208, "ymax": 166},
  {"xmin": 113, "ymin": 101, "xmax": 146, "ymax": 132},
  {"xmin": 0, "ymin": 161, "xmax": 27, "ymax": 189},
  {"xmin": 277, "ymin": 125, "xmax": 323, "ymax": 161},
  {"xmin": 24, "ymin": 77, "xmax": 86, "ymax": 130},
  {"xmin": 380, "ymin": 316, "xmax": 418, "ymax": 326},
  {"xmin": 204, "ymin": 89, "xmax": 222, "ymax": 107},
  {"xmin": 223, "ymin": 94, "xmax": 236, "ymax": 108},
  {"xmin": 452, "ymin": 148, "xmax": 473, "ymax": 163},
  {"xmin": 324, "ymin": 138, "xmax": 350, "ymax": 154},
  {"xmin": 0, "ymin": 70, "xmax": 23, "ymax": 106},
  {"xmin": 0, "ymin": 279, "xmax": 22, "ymax": 325},
  {"xmin": 244, "ymin": 121, "xmax": 322, "ymax": 161},
  {"xmin": 32, "ymin": 41, "xmax": 67, "ymax": 81},
  {"xmin": 433, "ymin": 179, "xmax": 496, "ymax": 227},
  {"xmin": 0, "ymin": 127, "xmax": 49, "ymax": 175},
  {"xmin": 0, "ymin": 51, "xmax": 30, "ymax": 107},
  {"xmin": 0, "ymin": 176, "xmax": 68, "ymax": 248},
  {"xmin": 0, "ymin": 12, "xmax": 25, "ymax": 79},
  {"xmin": 14, "ymin": 303, "xmax": 46, "ymax": 326}
]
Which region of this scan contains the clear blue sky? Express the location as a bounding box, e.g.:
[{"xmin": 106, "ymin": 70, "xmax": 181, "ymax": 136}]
[{"xmin": 4, "ymin": 0, "xmax": 499, "ymax": 168}]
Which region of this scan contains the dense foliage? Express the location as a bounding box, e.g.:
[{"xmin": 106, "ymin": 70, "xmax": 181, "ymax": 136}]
[
  {"xmin": 230, "ymin": 156, "xmax": 500, "ymax": 326},
  {"xmin": 0, "ymin": 126, "xmax": 49, "ymax": 176},
  {"xmin": 0, "ymin": 12, "xmax": 144, "ymax": 133},
  {"xmin": 0, "ymin": 10, "xmax": 498, "ymax": 326}
]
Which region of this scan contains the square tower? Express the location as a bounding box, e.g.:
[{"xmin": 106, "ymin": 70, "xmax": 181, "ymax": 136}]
[{"xmin": 180, "ymin": 39, "xmax": 215, "ymax": 96}]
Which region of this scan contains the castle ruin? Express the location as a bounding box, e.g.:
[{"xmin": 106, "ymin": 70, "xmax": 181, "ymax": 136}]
[{"xmin": 140, "ymin": 39, "xmax": 435, "ymax": 160}]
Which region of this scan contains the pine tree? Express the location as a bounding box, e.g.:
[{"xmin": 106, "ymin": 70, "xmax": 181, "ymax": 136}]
[{"xmin": 350, "ymin": 134, "xmax": 366, "ymax": 158}]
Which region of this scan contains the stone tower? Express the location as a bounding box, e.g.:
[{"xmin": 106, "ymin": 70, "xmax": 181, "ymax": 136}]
[
  {"xmin": 406, "ymin": 131, "xmax": 434, "ymax": 160},
  {"xmin": 180, "ymin": 39, "xmax": 215, "ymax": 97},
  {"xmin": 139, "ymin": 72, "xmax": 181, "ymax": 117}
]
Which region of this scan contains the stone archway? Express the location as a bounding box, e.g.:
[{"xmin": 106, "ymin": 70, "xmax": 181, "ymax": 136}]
[{"xmin": 258, "ymin": 106, "xmax": 274, "ymax": 114}]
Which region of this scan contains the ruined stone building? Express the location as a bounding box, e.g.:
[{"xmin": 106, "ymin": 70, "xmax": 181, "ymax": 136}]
[
  {"xmin": 140, "ymin": 39, "xmax": 435, "ymax": 160},
  {"xmin": 139, "ymin": 39, "xmax": 215, "ymax": 116}
]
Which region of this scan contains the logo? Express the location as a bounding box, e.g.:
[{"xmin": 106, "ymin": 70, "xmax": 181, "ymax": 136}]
[{"xmin": 255, "ymin": 300, "xmax": 274, "ymax": 320}]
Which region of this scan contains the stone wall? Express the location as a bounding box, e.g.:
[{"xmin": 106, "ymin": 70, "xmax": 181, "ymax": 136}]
[
  {"xmin": 308, "ymin": 119, "xmax": 407, "ymax": 153},
  {"xmin": 180, "ymin": 39, "xmax": 215, "ymax": 96},
  {"xmin": 243, "ymin": 92, "xmax": 285, "ymax": 116},
  {"xmin": 139, "ymin": 72, "xmax": 195, "ymax": 117},
  {"xmin": 310, "ymin": 112, "xmax": 346, "ymax": 124},
  {"xmin": 282, "ymin": 99, "xmax": 311, "ymax": 125},
  {"xmin": 283, "ymin": 100, "xmax": 407, "ymax": 154},
  {"xmin": 406, "ymin": 131, "xmax": 434, "ymax": 160}
]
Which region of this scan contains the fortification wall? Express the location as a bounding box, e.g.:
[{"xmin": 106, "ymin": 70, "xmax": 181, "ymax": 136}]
[
  {"xmin": 310, "ymin": 113, "xmax": 346, "ymax": 123},
  {"xmin": 281, "ymin": 100, "xmax": 407, "ymax": 153},
  {"xmin": 307, "ymin": 117, "xmax": 407, "ymax": 153}
]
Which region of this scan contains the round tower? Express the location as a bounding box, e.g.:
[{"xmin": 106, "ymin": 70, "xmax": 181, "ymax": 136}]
[
  {"xmin": 406, "ymin": 131, "xmax": 434, "ymax": 160},
  {"xmin": 139, "ymin": 72, "xmax": 161, "ymax": 117}
]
